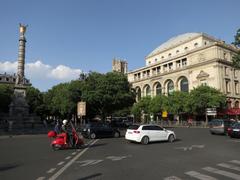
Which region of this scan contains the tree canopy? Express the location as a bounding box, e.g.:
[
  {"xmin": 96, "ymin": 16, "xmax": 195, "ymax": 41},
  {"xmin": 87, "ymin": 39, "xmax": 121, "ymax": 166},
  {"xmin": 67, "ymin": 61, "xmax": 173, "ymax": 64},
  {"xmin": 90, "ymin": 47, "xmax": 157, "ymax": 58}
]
[
  {"xmin": 232, "ymin": 28, "xmax": 240, "ymax": 69},
  {"xmin": 0, "ymin": 84, "xmax": 13, "ymax": 113}
]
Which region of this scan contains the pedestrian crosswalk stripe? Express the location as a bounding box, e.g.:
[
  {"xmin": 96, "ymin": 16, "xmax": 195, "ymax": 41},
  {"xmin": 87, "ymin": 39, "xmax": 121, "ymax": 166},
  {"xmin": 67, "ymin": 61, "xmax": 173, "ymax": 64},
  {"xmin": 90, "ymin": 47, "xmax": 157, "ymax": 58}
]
[
  {"xmin": 163, "ymin": 176, "xmax": 182, "ymax": 180},
  {"xmin": 218, "ymin": 163, "xmax": 240, "ymax": 171},
  {"xmin": 185, "ymin": 171, "xmax": 217, "ymax": 180},
  {"xmin": 203, "ymin": 166, "xmax": 240, "ymax": 180},
  {"xmin": 230, "ymin": 160, "xmax": 240, "ymax": 165}
]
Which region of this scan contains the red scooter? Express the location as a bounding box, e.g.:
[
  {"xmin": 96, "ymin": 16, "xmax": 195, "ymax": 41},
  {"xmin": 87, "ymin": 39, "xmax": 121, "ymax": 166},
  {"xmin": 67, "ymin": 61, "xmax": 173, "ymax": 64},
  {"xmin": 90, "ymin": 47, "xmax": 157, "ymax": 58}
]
[{"xmin": 48, "ymin": 125, "xmax": 84, "ymax": 150}]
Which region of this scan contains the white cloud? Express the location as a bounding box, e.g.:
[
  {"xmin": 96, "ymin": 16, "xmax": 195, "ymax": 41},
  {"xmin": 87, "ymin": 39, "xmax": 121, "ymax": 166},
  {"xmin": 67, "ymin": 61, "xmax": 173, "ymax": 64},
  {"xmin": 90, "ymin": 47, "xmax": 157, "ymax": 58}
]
[
  {"xmin": 49, "ymin": 65, "xmax": 82, "ymax": 80},
  {"xmin": 0, "ymin": 61, "xmax": 18, "ymax": 73},
  {"xmin": 0, "ymin": 60, "xmax": 82, "ymax": 91}
]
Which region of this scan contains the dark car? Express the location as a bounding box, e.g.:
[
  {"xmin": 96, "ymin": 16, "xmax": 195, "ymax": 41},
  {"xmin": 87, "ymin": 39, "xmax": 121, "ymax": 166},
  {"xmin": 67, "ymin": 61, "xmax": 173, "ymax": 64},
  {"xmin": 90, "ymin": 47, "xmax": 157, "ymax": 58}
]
[
  {"xmin": 81, "ymin": 122, "xmax": 120, "ymax": 139},
  {"xmin": 209, "ymin": 119, "xmax": 235, "ymax": 135},
  {"xmin": 227, "ymin": 122, "xmax": 240, "ymax": 138}
]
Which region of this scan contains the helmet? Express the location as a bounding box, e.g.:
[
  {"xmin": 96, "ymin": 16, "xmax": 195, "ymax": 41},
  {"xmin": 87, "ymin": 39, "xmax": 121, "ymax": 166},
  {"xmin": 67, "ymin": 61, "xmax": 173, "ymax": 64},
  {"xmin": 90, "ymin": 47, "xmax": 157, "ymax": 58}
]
[{"xmin": 63, "ymin": 119, "xmax": 68, "ymax": 125}]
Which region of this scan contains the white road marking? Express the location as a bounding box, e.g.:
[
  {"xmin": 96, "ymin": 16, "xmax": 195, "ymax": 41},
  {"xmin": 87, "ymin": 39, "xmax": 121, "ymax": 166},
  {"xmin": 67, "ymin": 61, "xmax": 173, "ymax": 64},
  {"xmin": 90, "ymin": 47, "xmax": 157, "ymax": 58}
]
[
  {"xmin": 71, "ymin": 152, "xmax": 77, "ymax": 155},
  {"xmin": 76, "ymin": 159, "xmax": 103, "ymax": 166},
  {"xmin": 228, "ymin": 140, "xmax": 240, "ymax": 143},
  {"xmin": 36, "ymin": 177, "xmax": 45, "ymax": 180},
  {"xmin": 164, "ymin": 176, "xmax": 182, "ymax": 180},
  {"xmin": 185, "ymin": 171, "xmax": 217, "ymax": 180},
  {"xmin": 57, "ymin": 161, "xmax": 65, "ymax": 166},
  {"xmin": 175, "ymin": 145, "xmax": 205, "ymax": 151},
  {"xmin": 47, "ymin": 168, "xmax": 56, "ymax": 174},
  {"xmin": 106, "ymin": 155, "xmax": 129, "ymax": 161},
  {"xmin": 218, "ymin": 163, "xmax": 240, "ymax": 171},
  {"xmin": 230, "ymin": 160, "xmax": 240, "ymax": 165},
  {"xmin": 203, "ymin": 166, "xmax": 240, "ymax": 180},
  {"xmin": 65, "ymin": 156, "xmax": 71, "ymax": 160},
  {"xmin": 48, "ymin": 139, "xmax": 98, "ymax": 180}
]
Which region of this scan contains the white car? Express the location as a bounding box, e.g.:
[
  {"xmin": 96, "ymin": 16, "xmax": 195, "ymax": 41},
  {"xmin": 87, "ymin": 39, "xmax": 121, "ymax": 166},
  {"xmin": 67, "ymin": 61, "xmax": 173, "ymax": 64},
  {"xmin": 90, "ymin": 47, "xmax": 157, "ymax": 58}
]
[{"xmin": 125, "ymin": 124, "xmax": 176, "ymax": 144}]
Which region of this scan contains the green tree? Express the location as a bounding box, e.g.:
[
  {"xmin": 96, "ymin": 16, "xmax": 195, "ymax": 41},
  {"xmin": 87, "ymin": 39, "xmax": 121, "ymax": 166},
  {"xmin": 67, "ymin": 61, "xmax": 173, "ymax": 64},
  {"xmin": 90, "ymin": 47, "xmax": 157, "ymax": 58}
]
[
  {"xmin": 188, "ymin": 85, "xmax": 226, "ymax": 115},
  {"xmin": 166, "ymin": 91, "xmax": 189, "ymax": 120},
  {"xmin": 232, "ymin": 28, "xmax": 240, "ymax": 69},
  {"xmin": 149, "ymin": 94, "xmax": 168, "ymax": 114},
  {"xmin": 131, "ymin": 96, "xmax": 151, "ymax": 122},
  {"xmin": 0, "ymin": 84, "xmax": 13, "ymax": 113},
  {"xmin": 81, "ymin": 72, "xmax": 135, "ymax": 120},
  {"xmin": 233, "ymin": 28, "xmax": 240, "ymax": 47},
  {"xmin": 26, "ymin": 86, "xmax": 45, "ymax": 117}
]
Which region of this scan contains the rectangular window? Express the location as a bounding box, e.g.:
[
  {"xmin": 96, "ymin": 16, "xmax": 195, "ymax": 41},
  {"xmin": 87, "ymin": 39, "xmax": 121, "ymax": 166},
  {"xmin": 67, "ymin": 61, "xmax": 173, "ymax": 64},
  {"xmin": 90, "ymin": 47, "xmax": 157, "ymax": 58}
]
[
  {"xmin": 176, "ymin": 60, "xmax": 181, "ymax": 68},
  {"xmin": 225, "ymin": 67, "xmax": 228, "ymax": 76},
  {"xmin": 235, "ymin": 82, "xmax": 239, "ymax": 94},
  {"xmin": 163, "ymin": 64, "xmax": 168, "ymax": 71},
  {"xmin": 169, "ymin": 63, "xmax": 173, "ymax": 70},
  {"xmin": 137, "ymin": 73, "xmax": 141, "ymax": 80},
  {"xmin": 157, "ymin": 66, "xmax": 161, "ymax": 73},
  {"xmin": 142, "ymin": 71, "xmax": 146, "ymax": 78},
  {"xmin": 200, "ymin": 79, "xmax": 207, "ymax": 86},
  {"xmin": 182, "ymin": 58, "xmax": 187, "ymax": 66},
  {"xmin": 226, "ymin": 80, "xmax": 230, "ymax": 93},
  {"xmin": 134, "ymin": 74, "xmax": 137, "ymax": 80},
  {"xmin": 152, "ymin": 68, "xmax": 156, "ymax": 75},
  {"xmin": 147, "ymin": 70, "xmax": 150, "ymax": 77},
  {"xmin": 234, "ymin": 69, "xmax": 238, "ymax": 78}
]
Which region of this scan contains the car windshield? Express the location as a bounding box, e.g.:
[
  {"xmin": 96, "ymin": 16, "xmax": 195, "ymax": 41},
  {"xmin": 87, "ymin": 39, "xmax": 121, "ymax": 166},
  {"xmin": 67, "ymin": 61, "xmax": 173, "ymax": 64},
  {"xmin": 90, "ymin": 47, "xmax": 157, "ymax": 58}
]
[{"xmin": 128, "ymin": 125, "xmax": 139, "ymax": 130}]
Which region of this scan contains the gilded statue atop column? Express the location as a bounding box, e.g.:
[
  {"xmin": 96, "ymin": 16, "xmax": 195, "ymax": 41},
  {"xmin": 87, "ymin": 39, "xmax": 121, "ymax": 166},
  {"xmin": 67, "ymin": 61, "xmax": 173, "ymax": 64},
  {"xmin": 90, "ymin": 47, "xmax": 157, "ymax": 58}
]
[{"xmin": 19, "ymin": 23, "xmax": 27, "ymax": 36}]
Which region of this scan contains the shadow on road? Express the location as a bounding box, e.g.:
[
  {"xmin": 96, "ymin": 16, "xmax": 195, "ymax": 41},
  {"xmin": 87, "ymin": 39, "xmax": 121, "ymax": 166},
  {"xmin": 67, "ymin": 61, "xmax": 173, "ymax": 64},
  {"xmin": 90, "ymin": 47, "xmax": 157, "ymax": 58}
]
[
  {"xmin": 0, "ymin": 163, "xmax": 21, "ymax": 172},
  {"xmin": 78, "ymin": 173, "xmax": 102, "ymax": 180}
]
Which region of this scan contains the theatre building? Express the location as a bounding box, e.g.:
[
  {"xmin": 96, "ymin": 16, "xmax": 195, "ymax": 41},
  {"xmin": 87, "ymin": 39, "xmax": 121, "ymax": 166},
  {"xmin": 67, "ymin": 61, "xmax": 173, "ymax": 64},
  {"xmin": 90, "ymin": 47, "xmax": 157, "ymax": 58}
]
[{"xmin": 127, "ymin": 33, "xmax": 240, "ymax": 110}]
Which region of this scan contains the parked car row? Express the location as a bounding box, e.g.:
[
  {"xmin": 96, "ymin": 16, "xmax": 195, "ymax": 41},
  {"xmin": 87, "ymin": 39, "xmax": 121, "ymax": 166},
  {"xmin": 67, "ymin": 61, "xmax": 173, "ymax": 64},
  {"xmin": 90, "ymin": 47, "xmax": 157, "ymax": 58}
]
[{"xmin": 209, "ymin": 118, "xmax": 240, "ymax": 138}]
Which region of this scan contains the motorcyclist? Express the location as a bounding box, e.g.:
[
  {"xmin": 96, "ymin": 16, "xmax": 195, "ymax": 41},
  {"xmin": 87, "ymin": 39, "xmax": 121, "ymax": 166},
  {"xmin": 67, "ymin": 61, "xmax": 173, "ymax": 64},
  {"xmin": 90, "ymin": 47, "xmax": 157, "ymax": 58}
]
[
  {"xmin": 62, "ymin": 119, "xmax": 74, "ymax": 147},
  {"xmin": 54, "ymin": 119, "xmax": 62, "ymax": 134}
]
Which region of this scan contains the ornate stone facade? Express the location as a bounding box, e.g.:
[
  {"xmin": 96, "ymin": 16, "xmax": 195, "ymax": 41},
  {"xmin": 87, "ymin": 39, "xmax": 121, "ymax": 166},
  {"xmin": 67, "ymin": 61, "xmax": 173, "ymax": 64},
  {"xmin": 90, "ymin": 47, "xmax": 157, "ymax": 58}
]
[
  {"xmin": 0, "ymin": 73, "xmax": 31, "ymax": 86},
  {"xmin": 127, "ymin": 33, "xmax": 240, "ymax": 108}
]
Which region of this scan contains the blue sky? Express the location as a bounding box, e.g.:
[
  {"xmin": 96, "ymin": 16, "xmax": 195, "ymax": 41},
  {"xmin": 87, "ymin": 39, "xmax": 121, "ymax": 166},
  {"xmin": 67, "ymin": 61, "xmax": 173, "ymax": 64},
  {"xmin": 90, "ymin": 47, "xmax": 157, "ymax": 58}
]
[{"xmin": 0, "ymin": 0, "xmax": 239, "ymax": 91}]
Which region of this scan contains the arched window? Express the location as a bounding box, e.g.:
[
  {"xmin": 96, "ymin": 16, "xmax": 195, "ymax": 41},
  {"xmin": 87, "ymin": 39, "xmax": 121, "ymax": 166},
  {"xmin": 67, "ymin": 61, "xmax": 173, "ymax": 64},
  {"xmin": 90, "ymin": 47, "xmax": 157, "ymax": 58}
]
[
  {"xmin": 180, "ymin": 77, "xmax": 189, "ymax": 92},
  {"xmin": 136, "ymin": 87, "xmax": 141, "ymax": 101},
  {"xmin": 143, "ymin": 85, "xmax": 151, "ymax": 97},
  {"xmin": 155, "ymin": 83, "xmax": 162, "ymax": 95},
  {"xmin": 167, "ymin": 80, "xmax": 174, "ymax": 95},
  {"xmin": 234, "ymin": 101, "xmax": 239, "ymax": 108}
]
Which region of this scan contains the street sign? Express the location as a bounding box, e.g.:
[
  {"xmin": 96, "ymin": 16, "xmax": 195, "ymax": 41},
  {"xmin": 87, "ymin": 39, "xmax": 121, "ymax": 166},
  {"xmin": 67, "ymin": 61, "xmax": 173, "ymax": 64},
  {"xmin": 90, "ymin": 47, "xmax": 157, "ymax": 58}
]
[
  {"xmin": 77, "ymin": 102, "xmax": 86, "ymax": 116},
  {"xmin": 206, "ymin": 108, "xmax": 217, "ymax": 116}
]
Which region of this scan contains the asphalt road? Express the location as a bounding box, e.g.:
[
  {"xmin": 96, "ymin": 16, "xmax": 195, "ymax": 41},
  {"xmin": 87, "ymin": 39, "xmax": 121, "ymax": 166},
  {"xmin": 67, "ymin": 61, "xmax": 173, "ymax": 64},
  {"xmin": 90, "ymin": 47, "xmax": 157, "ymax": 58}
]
[{"xmin": 1, "ymin": 128, "xmax": 240, "ymax": 180}]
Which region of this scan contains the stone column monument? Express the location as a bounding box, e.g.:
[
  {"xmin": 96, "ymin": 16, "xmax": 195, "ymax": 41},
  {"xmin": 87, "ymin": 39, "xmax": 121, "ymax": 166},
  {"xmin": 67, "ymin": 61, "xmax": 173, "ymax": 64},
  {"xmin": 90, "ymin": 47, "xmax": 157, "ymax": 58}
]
[{"xmin": 8, "ymin": 24, "xmax": 30, "ymax": 130}]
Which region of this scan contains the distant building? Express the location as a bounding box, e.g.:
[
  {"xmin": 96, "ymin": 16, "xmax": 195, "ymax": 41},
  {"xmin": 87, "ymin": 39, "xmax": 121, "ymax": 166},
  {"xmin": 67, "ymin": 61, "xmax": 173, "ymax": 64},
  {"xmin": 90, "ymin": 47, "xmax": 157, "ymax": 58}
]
[
  {"xmin": 112, "ymin": 58, "xmax": 128, "ymax": 74},
  {"xmin": 0, "ymin": 72, "xmax": 31, "ymax": 86},
  {"xmin": 127, "ymin": 32, "xmax": 240, "ymax": 108}
]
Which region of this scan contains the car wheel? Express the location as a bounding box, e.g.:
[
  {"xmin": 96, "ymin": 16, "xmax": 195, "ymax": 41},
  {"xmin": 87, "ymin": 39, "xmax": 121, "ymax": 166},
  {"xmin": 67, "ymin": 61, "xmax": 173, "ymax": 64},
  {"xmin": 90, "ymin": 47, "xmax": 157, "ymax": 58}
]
[
  {"xmin": 141, "ymin": 136, "xmax": 149, "ymax": 145},
  {"xmin": 168, "ymin": 134, "xmax": 175, "ymax": 143},
  {"xmin": 114, "ymin": 131, "xmax": 120, "ymax": 138},
  {"xmin": 90, "ymin": 133, "xmax": 96, "ymax": 139}
]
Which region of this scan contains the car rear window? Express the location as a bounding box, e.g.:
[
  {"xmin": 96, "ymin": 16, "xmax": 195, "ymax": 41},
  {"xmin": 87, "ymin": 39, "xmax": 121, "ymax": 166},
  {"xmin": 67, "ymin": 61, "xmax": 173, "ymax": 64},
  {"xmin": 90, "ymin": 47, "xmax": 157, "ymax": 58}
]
[
  {"xmin": 128, "ymin": 125, "xmax": 139, "ymax": 130},
  {"xmin": 211, "ymin": 119, "xmax": 223, "ymax": 126}
]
